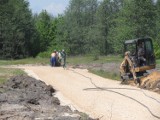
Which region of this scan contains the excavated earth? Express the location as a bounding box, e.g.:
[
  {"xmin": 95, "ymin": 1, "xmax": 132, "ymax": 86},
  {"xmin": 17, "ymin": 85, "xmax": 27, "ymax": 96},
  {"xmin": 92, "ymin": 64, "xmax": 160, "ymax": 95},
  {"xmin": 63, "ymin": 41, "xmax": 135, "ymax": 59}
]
[
  {"xmin": 0, "ymin": 75, "xmax": 94, "ymax": 120},
  {"xmin": 140, "ymin": 71, "xmax": 160, "ymax": 94}
]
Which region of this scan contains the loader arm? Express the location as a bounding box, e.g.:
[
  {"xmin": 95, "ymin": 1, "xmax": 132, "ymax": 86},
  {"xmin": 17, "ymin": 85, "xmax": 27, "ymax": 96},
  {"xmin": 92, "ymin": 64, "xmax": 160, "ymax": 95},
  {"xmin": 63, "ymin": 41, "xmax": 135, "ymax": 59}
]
[{"xmin": 120, "ymin": 52, "xmax": 138, "ymax": 83}]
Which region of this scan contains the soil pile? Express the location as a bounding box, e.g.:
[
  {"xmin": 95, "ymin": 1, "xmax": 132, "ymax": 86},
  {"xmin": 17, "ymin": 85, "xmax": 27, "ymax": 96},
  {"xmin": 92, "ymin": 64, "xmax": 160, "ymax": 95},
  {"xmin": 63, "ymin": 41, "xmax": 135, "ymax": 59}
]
[
  {"xmin": 0, "ymin": 75, "xmax": 94, "ymax": 120},
  {"xmin": 140, "ymin": 71, "xmax": 160, "ymax": 94}
]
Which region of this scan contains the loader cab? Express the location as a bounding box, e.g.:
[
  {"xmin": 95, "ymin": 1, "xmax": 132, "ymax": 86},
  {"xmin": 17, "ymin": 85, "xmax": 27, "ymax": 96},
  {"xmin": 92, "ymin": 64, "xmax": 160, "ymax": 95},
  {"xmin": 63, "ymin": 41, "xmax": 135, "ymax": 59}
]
[{"xmin": 124, "ymin": 38, "xmax": 156, "ymax": 68}]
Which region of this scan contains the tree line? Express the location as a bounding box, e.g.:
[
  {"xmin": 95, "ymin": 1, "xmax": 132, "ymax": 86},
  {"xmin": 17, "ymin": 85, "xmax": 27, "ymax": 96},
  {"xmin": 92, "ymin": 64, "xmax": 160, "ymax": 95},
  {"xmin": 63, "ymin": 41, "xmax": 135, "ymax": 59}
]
[{"xmin": 0, "ymin": 0, "xmax": 160, "ymax": 59}]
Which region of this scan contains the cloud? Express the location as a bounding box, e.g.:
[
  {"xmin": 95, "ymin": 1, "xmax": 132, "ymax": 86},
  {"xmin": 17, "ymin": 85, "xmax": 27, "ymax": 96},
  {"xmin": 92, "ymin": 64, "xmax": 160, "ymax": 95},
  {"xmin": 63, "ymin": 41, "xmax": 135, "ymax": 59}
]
[{"xmin": 44, "ymin": 2, "xmax": 66, "ymax": 16}]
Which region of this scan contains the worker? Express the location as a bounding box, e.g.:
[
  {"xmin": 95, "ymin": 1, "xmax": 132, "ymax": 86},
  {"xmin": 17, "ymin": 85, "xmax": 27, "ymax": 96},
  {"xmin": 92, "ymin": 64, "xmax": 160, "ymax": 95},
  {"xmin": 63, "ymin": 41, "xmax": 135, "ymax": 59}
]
[
  {"xmin": 61, "ymin": 49, "xmax": 66, "ymax": 68},
  {"xmin": 138, "ymin": 42, "xmax": 146, "ymax": 66},
  {"xmin": 50, "ymin": 50, "xmax": 56, "ymax": 67},
  {"xmin": 58, "ymin": 50, "xmax": 62, "ymax": 64}
]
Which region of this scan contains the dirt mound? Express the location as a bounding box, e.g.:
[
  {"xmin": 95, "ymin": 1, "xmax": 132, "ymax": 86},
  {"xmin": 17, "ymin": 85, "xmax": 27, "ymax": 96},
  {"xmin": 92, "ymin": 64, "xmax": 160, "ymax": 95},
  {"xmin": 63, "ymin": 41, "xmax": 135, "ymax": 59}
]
[
  {"xmin": 0, "ymin": 75, "xmax": 94, "ymax": 120},
  {"xmin": 140, "ymin": 71, "xmax": 160, "ymax": 94}
]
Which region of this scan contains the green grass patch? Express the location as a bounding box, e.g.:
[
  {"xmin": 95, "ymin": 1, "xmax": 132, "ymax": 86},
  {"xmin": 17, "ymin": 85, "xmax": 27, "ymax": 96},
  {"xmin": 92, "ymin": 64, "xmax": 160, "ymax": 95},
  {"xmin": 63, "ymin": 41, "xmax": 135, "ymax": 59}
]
[
  {"xmin": 89, "ymin": 69, "xmax": 120, "ymax": 81},
  {"xmin": 67, "ymin": 55, "xmax": 122, "ymax": 65},
  {"xmin": 156, "ymin": 59, "xmax": 160, "ymax": 70},
  {"xmin": 0, "ymin": 57, "xmax": 49, "ymax": 66},
  {"xmin": 0, "ymin": 67, "xmax": 26, "ymax": 84},
  {"xmin": 79, "ymin": 112, "xmax": 91, "ymax": 120},
  {"xmin": 157, "ymin": 59, "xmax": 160, "ymax": 64},
  {"xmin": 0, "ymin": 55, "xmax": 122, "ymax": 66},
  {"xmin": 0, "ymin": 77, "xmax": 7, "ymax": 84},
  {"xmin": 0, "ymin": 56, "xmax": 159, "ymax": 67}
]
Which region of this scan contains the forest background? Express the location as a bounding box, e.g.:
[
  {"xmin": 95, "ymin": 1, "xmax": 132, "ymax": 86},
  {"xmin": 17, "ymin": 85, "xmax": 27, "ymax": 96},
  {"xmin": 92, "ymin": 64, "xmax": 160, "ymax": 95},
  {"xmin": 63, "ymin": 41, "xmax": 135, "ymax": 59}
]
[{"xmin": 0, "ymin": 0, "xmax": 160, "ymax": 59}]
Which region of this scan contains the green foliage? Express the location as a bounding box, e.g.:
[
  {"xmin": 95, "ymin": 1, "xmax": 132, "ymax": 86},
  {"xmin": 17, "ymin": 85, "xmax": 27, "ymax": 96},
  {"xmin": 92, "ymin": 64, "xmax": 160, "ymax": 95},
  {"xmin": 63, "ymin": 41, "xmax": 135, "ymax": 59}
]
[
  {"xmin": 37, "ymin": 51, "xmax": 51, "ymax": 58},
  {"xmin": 93, "ymin": 54, "xmax": 99, "ymax": 61},
  {"xmin": 154, "ymin": 42, "xmax": 160, "ymax": 59},
  {"xmin": 48, "ymin": 15, "xmax": 67, "ymax": 53},
  {"xmin": 107, "ymin": 0, "xmax": 156, "ymax": 53},
  {"xmin": 0, "ymin": 0, "xmax": 39, "ymax": 59},
  {"xmin": 96, "ymin": 0, "xmax": 123, "ymax": 54},
  {"xmin": 1, "ymin": 0, "xmax": 159, "ymax": 58},
  {"xmin": 35, "ymin": 10, "xmax": 53, "ymax": 52},
  {"xmin": 62, "ymin": 0, "xmax": 99, "ymax": 55},
  {"xmin": 155, "ymin": 0, "xmax": 160, "ymax": 58}
]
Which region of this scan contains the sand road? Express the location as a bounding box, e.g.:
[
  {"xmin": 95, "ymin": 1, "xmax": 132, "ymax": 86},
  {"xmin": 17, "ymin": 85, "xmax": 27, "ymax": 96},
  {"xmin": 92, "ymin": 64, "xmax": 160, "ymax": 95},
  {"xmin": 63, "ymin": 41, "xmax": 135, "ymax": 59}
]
[{"xmin": 16, "ymin": 65, "xmax": 160, "ymax": 120}]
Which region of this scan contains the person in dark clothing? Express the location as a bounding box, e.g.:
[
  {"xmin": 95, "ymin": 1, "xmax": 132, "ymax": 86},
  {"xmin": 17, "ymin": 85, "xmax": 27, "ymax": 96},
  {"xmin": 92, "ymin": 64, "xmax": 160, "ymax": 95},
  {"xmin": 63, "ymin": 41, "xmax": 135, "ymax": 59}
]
[
  {"xmin": 61, "ymin": 49, "xmax": 66, "ymax": 68},
  {"xmin": 138, "ymin": 42, "xmax": 146, "ymax": 66}
]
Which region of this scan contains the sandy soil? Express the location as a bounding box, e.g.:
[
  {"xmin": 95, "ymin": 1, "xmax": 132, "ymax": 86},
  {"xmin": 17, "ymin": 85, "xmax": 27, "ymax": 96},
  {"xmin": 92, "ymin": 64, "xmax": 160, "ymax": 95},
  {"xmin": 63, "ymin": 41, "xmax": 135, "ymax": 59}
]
[{"xmin": 15, "ymin": 65, "xmax": 160, "ymax": 120}]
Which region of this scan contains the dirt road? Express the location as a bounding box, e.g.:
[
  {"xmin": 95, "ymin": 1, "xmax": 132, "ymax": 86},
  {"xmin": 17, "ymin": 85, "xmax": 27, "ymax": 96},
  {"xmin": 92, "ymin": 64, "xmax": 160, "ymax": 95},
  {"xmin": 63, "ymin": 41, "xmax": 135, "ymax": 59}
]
[{"xmin": 17, "ymin": 65, "xmax": 160, "ymax": 120}]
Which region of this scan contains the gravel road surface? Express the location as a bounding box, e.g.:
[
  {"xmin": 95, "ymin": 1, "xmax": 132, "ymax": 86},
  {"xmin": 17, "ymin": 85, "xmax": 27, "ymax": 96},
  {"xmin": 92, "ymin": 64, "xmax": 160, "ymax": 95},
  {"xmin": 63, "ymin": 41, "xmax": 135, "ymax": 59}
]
[{"xmin": 16, "ymin": 65, "xmax": 160, "ymax": 120}]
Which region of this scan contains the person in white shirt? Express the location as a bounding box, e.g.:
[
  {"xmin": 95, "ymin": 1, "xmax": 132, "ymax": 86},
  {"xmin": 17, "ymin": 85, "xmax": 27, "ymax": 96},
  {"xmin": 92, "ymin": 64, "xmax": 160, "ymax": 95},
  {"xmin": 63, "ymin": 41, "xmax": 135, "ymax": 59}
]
[{"xmin": 50, "ymin": 50, "xmax": 56, "ymax": 67}]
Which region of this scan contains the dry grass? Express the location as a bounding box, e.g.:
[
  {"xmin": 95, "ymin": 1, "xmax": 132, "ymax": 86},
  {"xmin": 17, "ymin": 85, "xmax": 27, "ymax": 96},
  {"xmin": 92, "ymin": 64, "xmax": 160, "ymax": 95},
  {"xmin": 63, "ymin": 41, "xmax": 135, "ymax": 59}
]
[{"xmin": 0, "ymin": 67, "xmax": 25, "ymax": 84}]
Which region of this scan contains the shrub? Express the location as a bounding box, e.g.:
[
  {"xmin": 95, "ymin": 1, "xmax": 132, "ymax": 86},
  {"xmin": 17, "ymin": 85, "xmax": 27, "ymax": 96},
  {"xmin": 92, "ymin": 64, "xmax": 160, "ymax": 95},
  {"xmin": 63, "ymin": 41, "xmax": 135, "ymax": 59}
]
[
  {"xmin": 154, "ymin": 42, "xmax": 160, "ymax": 59},
  {"xmin": 37, "ymin": 51, "xmax": 51, "ymax": 58}
]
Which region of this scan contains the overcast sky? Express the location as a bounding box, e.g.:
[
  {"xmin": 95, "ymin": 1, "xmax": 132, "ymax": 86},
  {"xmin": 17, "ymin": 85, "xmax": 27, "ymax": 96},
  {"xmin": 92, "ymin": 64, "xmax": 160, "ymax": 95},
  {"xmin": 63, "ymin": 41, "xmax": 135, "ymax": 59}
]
[{"xmin": 28, "ymin": 0, "xmax": 69, "ymax": 16}]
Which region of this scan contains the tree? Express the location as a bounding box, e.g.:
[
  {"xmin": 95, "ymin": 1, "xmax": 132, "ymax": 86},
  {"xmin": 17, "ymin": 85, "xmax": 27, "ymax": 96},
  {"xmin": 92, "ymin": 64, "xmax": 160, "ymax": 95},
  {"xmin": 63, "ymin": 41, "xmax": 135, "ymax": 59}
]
[
  {"xmin": 35, "ymin": 10, "xmax": 52, "ymax": 52},
  {"xmin": 107, "ymin": 0, "xmax": 156, "ymax": 54},
  {"xmin": 132, "ymin": 0, "xmax": 156, "ymax": 38},
  {"xmin": 48, "ymin": 15, "xmax": 66, "ymax": 52},
  {"xmin": 96, "ymin": 0, "xmax": 123, "ymax": 54},
  {"xmin": 0, "ymin": 0, "xmax": 38, "ymax": 59},
  {"xmin": 155, "ymin": 0, "xmax": 160, "ymax": 58},
  {"xmin": 61, "ymin": 0, "xmax": 99, "ymax": 55}
]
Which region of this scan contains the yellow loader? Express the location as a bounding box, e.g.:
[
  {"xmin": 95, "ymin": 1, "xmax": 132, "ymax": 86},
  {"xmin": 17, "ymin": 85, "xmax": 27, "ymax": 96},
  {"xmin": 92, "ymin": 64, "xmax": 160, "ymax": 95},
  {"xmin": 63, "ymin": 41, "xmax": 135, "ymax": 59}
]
[{"xmin": 120, "ymin": 38, "xmax": 156, "ymax": 84}]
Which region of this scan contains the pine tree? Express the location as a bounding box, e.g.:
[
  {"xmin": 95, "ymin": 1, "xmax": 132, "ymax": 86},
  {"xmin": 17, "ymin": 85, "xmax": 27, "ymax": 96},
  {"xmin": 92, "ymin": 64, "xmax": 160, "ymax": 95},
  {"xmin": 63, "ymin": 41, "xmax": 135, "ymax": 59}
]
[
  {"xmin": 63, "ymin": 0, "xmax": 98, "ymax": 55},
  {"xmin": 35, "ymin": 10, "xmax": 52, "ymax": 52},
  {"xmin": 107, "ymin": 0, "xmax": 156, "ymax": 54}
]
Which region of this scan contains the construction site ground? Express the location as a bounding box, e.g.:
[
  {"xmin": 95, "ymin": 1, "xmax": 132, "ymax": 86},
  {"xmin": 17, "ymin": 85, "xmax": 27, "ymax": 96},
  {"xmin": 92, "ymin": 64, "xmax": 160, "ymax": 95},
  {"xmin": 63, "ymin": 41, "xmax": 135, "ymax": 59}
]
[
  {"xmin": 0, "ymin": 74, "xmax": 93, "ymax": 120},
  {"xmin": 1, "ymin": 65, "xmax": 159, "ymax": 120}
]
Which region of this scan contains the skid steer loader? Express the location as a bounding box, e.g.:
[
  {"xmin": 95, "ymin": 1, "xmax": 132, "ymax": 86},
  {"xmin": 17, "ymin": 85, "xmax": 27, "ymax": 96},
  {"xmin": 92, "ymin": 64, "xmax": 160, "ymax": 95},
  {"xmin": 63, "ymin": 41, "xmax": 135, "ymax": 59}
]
[{"xmin": 120, "ymin": 37, "xmax": 156, "ymax": 84}]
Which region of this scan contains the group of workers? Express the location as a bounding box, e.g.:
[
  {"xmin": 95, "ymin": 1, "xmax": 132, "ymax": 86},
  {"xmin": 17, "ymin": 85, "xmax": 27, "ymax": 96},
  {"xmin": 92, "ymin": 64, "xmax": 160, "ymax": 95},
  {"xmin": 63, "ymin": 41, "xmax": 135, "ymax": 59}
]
[{"xmin": 50, "ymin": 49, "xmax": 66, "ymax": 68}]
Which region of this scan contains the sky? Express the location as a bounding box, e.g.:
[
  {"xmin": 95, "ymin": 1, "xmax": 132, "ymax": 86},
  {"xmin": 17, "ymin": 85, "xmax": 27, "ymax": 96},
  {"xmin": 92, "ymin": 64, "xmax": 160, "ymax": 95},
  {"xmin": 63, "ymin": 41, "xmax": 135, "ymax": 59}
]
[
  {"xmin": 27, "ymin": 0, "xmax": 70, "ymax": 16},
  {"xmin": 28, "ymin": 0, "xmax": 157, "ymax": 16}
]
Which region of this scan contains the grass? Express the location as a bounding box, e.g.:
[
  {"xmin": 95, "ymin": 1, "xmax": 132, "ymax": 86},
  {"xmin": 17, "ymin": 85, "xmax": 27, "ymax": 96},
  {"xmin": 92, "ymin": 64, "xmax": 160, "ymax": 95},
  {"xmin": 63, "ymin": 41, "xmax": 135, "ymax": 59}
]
[
  {"xmin": 0, "ymin": 55, "xmax": 122, "ymax": 66},
  {"xmin": 79, "ymin": 112, "xmax": 91, "ymax": 120},
  {"xmin": 89, "ymin": 69, "xmax": 120, "ymax": 81},
  {"xmin": 0, "ymin": 77, "xmax": 6, "ymax": 85},
  {"xmin": 0, "ymin": 67, "xmax": 26, "ymax": 84},
  {"xmin": 157, "ymin": 59, "xmax": 160, "ymax": 64},
  {"xmin": 67, "ymin": 55, "xmax": 122, "ymax": 81},
  {"xmin": 156, "ymin": 59, "xmax": 160, "ymax": 69},
  {"xmin": 67, "ymin": 55, "xmax": 122, "ymax": 65},
  {"xmin": 0, "ymin": 57, "xmax": 49, "ymax": 66}
]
